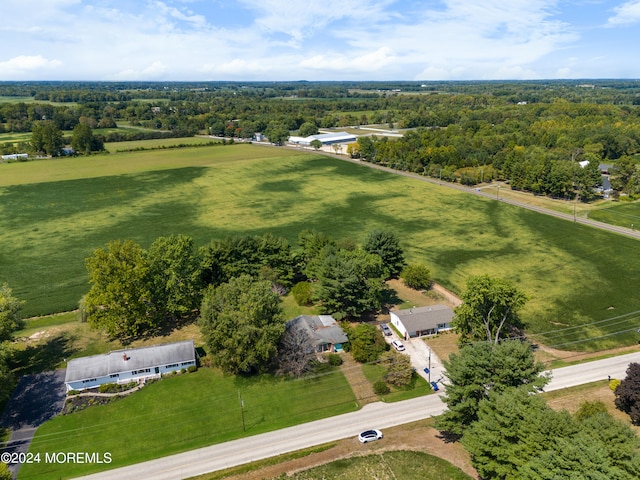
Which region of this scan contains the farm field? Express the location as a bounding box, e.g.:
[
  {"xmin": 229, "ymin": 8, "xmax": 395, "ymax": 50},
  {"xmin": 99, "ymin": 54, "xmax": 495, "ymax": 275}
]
[
  {"xmin": 588, "ymin": 202, "xmax": 640, "ymax": 229},
  {"xmin": 1, "ymin": 144, "xmax": 640, "ymax": 349},
  {"xmin": 103, "ymin": 136, "xmax": 222, "ymax": 152},
  {"xmin": 19, "ymin": 366, "xmax": 357, "ymax": 479}
]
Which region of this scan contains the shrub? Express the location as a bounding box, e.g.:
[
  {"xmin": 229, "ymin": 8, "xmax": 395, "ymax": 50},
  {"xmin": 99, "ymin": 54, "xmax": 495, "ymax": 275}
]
[
  {"xmin": 187, "ymin": 365, "xmax": 197, "ymax": 373},
  {"xmin": 292, "ymin": 281, "xmax": 313, "ymax": 306},
  {"xmin": 610, "ymin": 378, "xmax": 621, "ymax": 391},
  {"xmin": 98, "ymin": 383, "xmax": 117, "ymax": 393},
  {"xmin": 401, "ymin": 263, "xmax": 432, "ymax": 290},
  {"xmin": 327, "ymin": 353, "xmax": 343, "ymax": 366},
  {"xmin": 374, "ymin": 380, "xmax": 390, "ymax": 395}
]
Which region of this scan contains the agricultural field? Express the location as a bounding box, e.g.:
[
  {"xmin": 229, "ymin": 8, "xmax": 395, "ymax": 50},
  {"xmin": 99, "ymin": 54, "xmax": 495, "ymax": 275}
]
[
  {"xmin": 19, "ymin": 365, "xmax": 357, "ymax": 479},
  {"xmin": 103, "ymin": 136, "xmax": 221, "ymax": 153},
  {"xmin": 588, "ymin": 201, "xmax": 640, "ymax": 229},
  {"xmin": 1, "ymin": 144, "xmax": 640, "ymax": 350}
]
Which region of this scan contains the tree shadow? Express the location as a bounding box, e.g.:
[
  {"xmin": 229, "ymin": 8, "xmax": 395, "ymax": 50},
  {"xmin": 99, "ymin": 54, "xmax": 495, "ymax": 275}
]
[{"xmin": 9, "ymin": 335, "xmax": 78, "ymax": 377}]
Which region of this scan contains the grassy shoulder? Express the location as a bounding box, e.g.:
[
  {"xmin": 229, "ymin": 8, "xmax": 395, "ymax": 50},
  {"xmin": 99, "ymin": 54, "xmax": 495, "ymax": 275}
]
[{"xmin": 19, "ymin": 365, "xmax": 357, "ymax": 479}]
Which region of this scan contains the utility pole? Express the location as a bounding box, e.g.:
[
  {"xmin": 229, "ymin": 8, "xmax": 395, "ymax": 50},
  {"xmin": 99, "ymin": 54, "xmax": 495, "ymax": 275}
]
[
  {"xmin": 428, "ymin": 348, "xmax": 432, "ymax": 384},
  {"xmin": 238, "ymin": 390, "xmax": 245, "ymax": 432}
]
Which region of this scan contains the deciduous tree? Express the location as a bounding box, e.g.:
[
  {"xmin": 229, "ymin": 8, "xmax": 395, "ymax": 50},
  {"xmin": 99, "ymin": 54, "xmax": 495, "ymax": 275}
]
[
  {"xmin": 401, "ymin": 263, "xmax": 432, "ymax": 290},
  {"xmin": 148, "ymin": 234, "xmax": 201, "ymax": 321},
  {"xmin": 84, "ymin": 240, "xmax": 154, "ymax": 340},
  {"xmin": 31, "ymin": 120, "xmax": 63, "ymax": 156},
  {"xmin": 0, "ymin": 283, "xmax": 24, "ymax": 342},
  {"xmin": 614, "ymin": 362, "xmax": 640, "ymax": 425},
  {"xmin": 453, "ymin": 275, "xmax": 526, "ymax": 345},
  {"xmin": 199, "ymin": 275, "xmax": 284, "ymax": 374}
]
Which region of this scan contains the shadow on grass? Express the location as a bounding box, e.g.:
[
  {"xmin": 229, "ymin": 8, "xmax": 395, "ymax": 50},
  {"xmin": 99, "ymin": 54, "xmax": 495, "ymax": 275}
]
[{"xmin": 9, "ymin": 335, "xmax": 78, "ymax": 376}]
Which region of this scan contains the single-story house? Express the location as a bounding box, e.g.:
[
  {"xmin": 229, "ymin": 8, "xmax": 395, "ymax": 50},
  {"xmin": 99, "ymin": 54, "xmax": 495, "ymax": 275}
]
[
  {"xmin": 1, "ymin": 153, "xmax": 28, "ymax": 161},
  {"xmin": 286, "ymin": 315, "xmax": 348, "ymax": 353},
  {"xmin": 288, "ymin": 131, "xmax": 357, "ymax": 146},
  {"xmin": 64, "ymin": 340, "xmax": 196, "ymax": 392},
  {"xmin": 390, "ymin": 305, "xmax": 454, "ymax": 339}
]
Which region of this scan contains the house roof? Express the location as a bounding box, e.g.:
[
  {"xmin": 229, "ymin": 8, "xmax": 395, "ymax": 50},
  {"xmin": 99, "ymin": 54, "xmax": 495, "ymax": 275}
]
[
  {"xmin": 287, "ymin": 315, "xmax": 348, "ymax": 346},
  {"xmin": 392, "ymin": 305, "xmax": 454, "ymax": 332},
  {"xmin": 64, "ymin": 340, "xmax": 195, "ymax": 384},
  {"xmin": 288, "ymin": 132, "xmax": 357, "ymax": 146}
]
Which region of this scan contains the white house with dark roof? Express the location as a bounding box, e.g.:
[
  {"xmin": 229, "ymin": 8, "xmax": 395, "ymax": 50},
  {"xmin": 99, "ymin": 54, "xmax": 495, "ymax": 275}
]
[
  {"xmin": 64, "ymin": 340, "xmax": 196, "ymax": 392},
  {"xmin": 390, "ymin": 305, "xmax": 454, "ymax": 339},
  {"xmin": 286, "ymin": 315, "xmax": 348, "ymax": 353}
]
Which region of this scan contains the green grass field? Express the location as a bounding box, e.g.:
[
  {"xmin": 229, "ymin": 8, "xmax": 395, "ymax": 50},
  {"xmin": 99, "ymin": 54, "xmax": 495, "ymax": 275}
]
[
  {"xmin": 287, "ymin": 450, "xmax": 472, "ymax": 480},
  {"xmin": 2, "ymin": 143, "xmax": 640, "ymax": 349},
  {"xmin": 588, "ymin": 201, "xmax": 640, "ymax": 229},
  {"xmin": 103, "ymin": 136, "xmax": 221, "ymax": 152},
  {"xmin": 19, "ymin": 366, "xmax": 356, "ymax": 479}
]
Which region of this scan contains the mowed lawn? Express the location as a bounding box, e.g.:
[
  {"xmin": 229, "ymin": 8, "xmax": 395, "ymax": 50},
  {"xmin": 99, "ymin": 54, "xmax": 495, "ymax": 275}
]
[
  {"xmin": 19, "ymin": 366, "xmax": 356, "ymax": 479},
  {"xmin": 1, "ymin": 144, "xmax": 640, "ymax": 349}
]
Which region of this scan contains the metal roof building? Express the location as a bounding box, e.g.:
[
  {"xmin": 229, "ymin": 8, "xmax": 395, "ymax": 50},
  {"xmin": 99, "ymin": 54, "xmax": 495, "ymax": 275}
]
[{"xmin": 64, "ymin": 340, "xmax": 196, "ymax": 391}]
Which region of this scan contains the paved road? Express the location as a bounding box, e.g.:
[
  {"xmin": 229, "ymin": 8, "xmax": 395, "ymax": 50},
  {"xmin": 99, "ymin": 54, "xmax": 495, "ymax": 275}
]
[{"xmin": 76, "ymin": 351, "xmax": 640, "ymax": 480}]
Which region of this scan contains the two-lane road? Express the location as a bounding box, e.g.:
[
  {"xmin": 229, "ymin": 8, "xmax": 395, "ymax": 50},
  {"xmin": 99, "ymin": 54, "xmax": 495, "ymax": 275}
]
[{"xmin": 77, "ymin": 351, "xmax": 640, "ymax": 480}]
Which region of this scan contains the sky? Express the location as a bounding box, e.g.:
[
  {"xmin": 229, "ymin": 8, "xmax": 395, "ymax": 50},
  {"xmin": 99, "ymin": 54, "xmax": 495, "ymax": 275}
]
[{"xmin": 1, "ymin": 0, "xmax": 640, "ymax": 81}]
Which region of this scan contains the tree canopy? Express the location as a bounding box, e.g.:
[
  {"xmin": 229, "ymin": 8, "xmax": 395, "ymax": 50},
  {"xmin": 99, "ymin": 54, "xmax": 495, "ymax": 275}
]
[
  {"xmin": 453, "ymin": 275, "xmax": 527, "ymax": 345},
  {"xmin": 615, "ymin": 362, "xmax": 640, "ymax": 425},
  {"xmin": 0, "ymin": 283, "xmax": 24, "ymax": 342},
  {"xmin": 363, "ymin": 230, "xmax": 405, "ymax": 279},
  {"xmin": 435, "ymin": 340, "xmax": 548, "ymax": 437},
  {"xmin": 199, "ymin": 275, "xmax": 285, "ymax": 374}
]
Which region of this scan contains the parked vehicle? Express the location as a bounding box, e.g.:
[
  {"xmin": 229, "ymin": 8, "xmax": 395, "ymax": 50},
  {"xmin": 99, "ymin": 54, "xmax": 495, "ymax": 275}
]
[
  {"xmin": 358, "ymin": 429, "xmax": 383, "ymax": 443},
  {"xmin": 380, "ymin": 323, "xmax": 392, "ymax": 336},
  {"xmin": 430, "ymin": 381, "xmax": 439, "ymax": 391},
  {"xmin": 392, "ymin": 339, "xmax": 405, "ymax": 351}
]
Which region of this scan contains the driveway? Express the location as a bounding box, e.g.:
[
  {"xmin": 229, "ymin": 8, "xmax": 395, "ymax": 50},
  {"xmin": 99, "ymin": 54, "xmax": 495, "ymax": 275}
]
[
  {"xmin": 382, "ymin": 326, "xmax": 445, "ymax": 387},
  {"xmin": 0, "ymin": 369, "xmax": 66, "ymax": 477}
]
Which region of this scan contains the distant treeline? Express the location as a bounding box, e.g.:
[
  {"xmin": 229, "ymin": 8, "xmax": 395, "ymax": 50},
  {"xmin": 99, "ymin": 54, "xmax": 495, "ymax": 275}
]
[{"xmin": 1, "ymin": 80, "xmax": 640, "ymax": 196}]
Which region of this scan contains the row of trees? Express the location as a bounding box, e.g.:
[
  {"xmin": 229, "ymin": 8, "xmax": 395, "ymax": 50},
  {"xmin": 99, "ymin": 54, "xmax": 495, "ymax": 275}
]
[{"xmin": 83, "ymin": 230, "xmax": 406, "ymax": 373}]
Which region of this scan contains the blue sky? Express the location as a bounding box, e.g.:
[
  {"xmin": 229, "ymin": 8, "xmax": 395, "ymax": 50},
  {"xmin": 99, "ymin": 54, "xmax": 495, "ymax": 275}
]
[{"xmin": 1, "ymin": 0, "xmax": 640, "ymax": 81}]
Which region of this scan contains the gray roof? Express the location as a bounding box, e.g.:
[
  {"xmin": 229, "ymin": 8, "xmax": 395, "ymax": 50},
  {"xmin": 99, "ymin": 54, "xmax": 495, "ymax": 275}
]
[
  {"xmin": 65, "ymin": 340, "xmax": 195, "ymax": 383},
  {"xmin": 287, "ymin": 315, "xmax": 348, "ymax": 346},
  {"xmin": 392, "ymin": 305, "xmax": 454, "ymax": 332}
]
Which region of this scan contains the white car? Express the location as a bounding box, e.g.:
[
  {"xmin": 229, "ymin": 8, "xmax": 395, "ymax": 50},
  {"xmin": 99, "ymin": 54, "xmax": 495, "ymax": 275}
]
[
  {"xmin": 358, "ymin": 429, "xmax": 383, "ymax": 443},
  {"xmin": 392, "ymin": 339, "xmax": 405, "ymax": 351}
]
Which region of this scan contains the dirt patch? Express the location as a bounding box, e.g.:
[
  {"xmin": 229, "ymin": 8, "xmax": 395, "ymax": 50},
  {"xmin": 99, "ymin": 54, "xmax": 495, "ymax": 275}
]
[{"xmin": 217, "ymin": 421, "xmax": 477, "ymax": 480}]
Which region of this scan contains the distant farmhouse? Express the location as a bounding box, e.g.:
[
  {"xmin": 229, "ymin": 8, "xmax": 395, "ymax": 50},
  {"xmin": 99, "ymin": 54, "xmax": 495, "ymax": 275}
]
[
  {"xmin": 64, "ymin": 340, "xmax": 196, "ymax": 392},
  {"xmin": 1, "ymin": 153, "xmax": 28, "ymax": 162},
  {"xmin": 286, "ymin": 315, "xmax": 348, "ymax": 353},
  {"xmin": 390, "ymin": 305, "xmax": 454, "ymax": 339},
  {"xmin": 288, "ymin": 131, "xmax": 357, "ymax": 147}
]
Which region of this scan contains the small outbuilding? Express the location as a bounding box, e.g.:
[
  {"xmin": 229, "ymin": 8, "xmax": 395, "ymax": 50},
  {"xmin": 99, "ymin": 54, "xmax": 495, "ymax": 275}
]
[
  {"xmin": 389, "ymin": 305, "xmax": 454, "ymax": 339},
  {"xmin": 286, "ymin": 315, "xmax": 348, "ymax": 353},
  {"xmin": 64, "ymin": 340, "xmax": 196, "ymax": 392}
]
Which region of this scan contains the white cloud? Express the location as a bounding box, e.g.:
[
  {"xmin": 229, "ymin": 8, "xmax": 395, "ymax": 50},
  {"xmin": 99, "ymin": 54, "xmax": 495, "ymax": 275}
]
[
  {"xmin": 0, "ymin": 55, "xmax": 62, "ymax": 77},
  {"xmin": 300, "ymin": 47, "xmax": 397, "ymax": 73},
  {"xmin": 607, "ymin": 1, "xmax": 640, "ymax": 26},
  {"xmin": 237, "ymin": 0, "xmax": 395, "ymax": 42}
]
